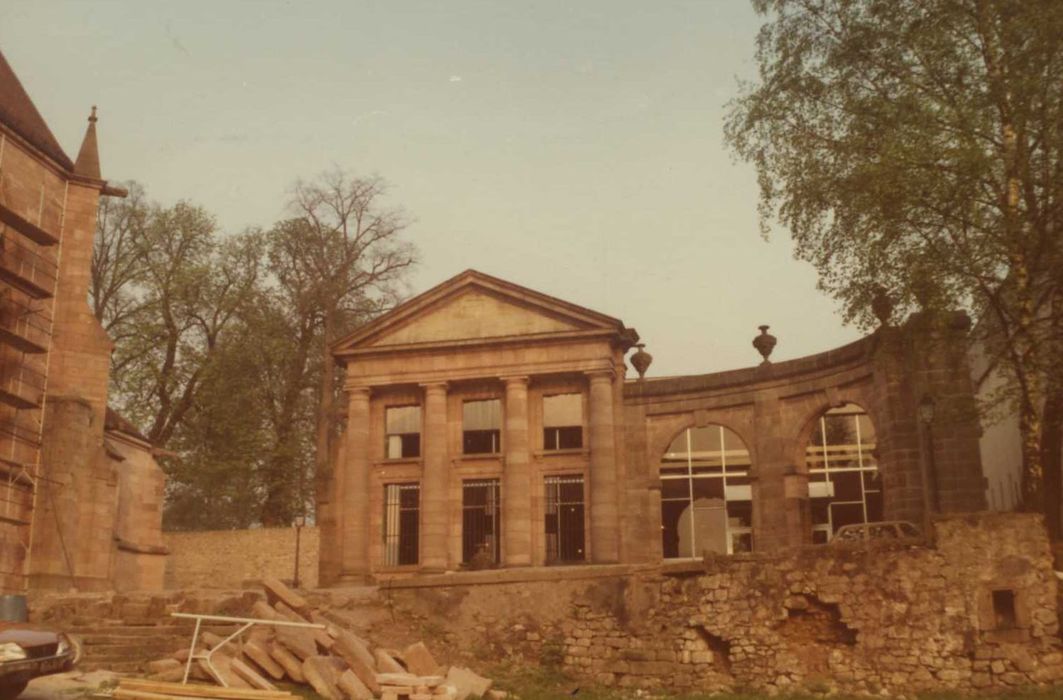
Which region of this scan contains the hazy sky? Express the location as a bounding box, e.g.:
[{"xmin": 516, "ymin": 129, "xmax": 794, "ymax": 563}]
[{"xmin": 1, "ymin": 1, "xmax": 861, "ymax": 376}]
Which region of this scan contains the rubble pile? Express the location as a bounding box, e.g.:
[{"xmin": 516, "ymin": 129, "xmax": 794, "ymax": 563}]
[{"xmin": 140, "ymin": 578, "xmax": 497, "ymax": 700}]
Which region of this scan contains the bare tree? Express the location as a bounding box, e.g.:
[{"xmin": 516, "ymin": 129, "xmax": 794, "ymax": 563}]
[
  {"xmin": 90, "ymin": 181, "xmax": 150, "ymax": 335},
  {"xmin": 283, "ymin": 170, "xmax": 417, "ymax": 516}
]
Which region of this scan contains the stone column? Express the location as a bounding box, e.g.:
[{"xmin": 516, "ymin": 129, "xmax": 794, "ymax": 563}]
[
  {"xmin": 339, "ymin": 386, "xmax": 371, "ymax": 582},
  {"xmin": 421, "ymin": 382, "xmax": 449, "ymax": 571},
  {"xmin": 503, "ymin": 376, "xmax": 532, "ymax": 566},
  {"xmin": 588, "ymin": 370, "xmax": 620, "ymax": 563}
]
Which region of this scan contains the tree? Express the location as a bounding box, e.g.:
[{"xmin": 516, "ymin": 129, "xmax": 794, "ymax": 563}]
[
  {"xmin": 726, "ymin": 1, "xmax": 1063, "ymax": 530},
  {"xmin": 91, "ymin": 181, "xmax": 150, "ymax": 336},
  {"xmin": 241, "ymin": 280, "xmax": 320, "ymax": 526},
  {"xmin": 93, "ymin": 174, "xmax": 417, "ymax": 529},
  {"xmin": 106, "ymin": 201, "xmax": 263, "ymax": 448},
  {"xmin": 162, "ymin": 317, "xmax": 273, "ymax": 530},
  {"xmin": 281, "ymin": 171, "xmax": 417, "ymax": 516}
]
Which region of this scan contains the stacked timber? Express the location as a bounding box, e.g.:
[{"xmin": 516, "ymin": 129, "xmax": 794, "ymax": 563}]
[
  {"xmin": 141, "ymin": 578, "xmax": 497, "ymax": 700},
  {"xmin": 116, "ymin": 678, "xmax": 297, "ymax": 699}
]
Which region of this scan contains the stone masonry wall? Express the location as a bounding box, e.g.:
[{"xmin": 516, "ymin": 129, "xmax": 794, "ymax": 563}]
[
  {"xmin": 163, "ymin": 526, "xmax": 319, "ymax": 590},
  {"xmin": 567, "ymin": 514, "xmax": 1063, "ymax": 694},
  {"xmin": 389, "ymin": 512, "xmax": 1063, "ymax": 696}
]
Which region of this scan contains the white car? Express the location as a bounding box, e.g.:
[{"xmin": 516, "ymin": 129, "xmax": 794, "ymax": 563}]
[{"xmin": 831, "ymin": 520, "xmax": 922, "ymax": 544}]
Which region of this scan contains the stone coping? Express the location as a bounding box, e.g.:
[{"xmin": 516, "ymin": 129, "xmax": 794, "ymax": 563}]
[
  {"xmin": 376, "ymin": 562, "xmax": 656, "ymax": 589},
  {"xmin": 624, "ymin": 334, "xmax": 875, "ymax": 399}
]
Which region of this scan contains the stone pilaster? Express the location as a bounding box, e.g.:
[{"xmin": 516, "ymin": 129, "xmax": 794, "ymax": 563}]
[
  {"xmin": 751, "ymin": 386, "xmax": 802, "ymax": 550},
  {"xmin": 421, "ymin": 382, "xmax": 449, "ymax": 571},
  {"xmin": 869, "ymin": 312, "xmax": 986, "ymax": 527},
  {"xmin": 339, "ymin": 386, "xmax": 371, "ymax": 582},
  {"xmin": 588, "ymin": 370, "xmax": 619, "ymax": 562},
  {"xmin": 503, "ymin": 376, "xmax": 532, "ymax": 566}
]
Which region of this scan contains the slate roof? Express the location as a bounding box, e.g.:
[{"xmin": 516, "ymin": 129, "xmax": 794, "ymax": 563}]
[
  {"xmin": 105, "ymin": 406, "xmax": 152, "ymax": 444},
  {"xmin": 0, "ymin": 49, "xmax": 75, "ymax": 171}
]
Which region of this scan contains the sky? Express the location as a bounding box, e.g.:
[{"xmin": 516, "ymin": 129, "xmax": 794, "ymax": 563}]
[{"xmin": 0, "ymin": 1, "xmax": 861, "ymax": 377}]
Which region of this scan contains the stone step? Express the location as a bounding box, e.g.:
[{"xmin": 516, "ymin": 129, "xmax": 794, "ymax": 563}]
[
  {"xmin": 81, "ymin": 641, "xmax": 188, "ymax": 656},
  {"xmin": 79, "ymin": 659, "xmax": 147, "ymax": 673},
  {"xmin": 78, "ymin": 634, "xmax": 187, "ymax": 646}
]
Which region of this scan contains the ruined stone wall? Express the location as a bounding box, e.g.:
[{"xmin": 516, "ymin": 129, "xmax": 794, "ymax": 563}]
[
  {"xmin": 389, "ymin": 512, "xmax": 1063, "ymax": 695},
  {"xmin": 163, "ymin": 527, "xmax": 319, "ymax": 590}
]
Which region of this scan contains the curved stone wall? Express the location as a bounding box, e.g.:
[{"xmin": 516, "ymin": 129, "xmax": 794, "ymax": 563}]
[{"xmin": 621, "ymin": 311, "xmax": 986, "ymax": 561}]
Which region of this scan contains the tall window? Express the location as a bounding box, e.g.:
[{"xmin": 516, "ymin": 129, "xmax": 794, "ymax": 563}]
[
  {"xmin": 463, "ymin": 399, "xmax": 501, "ymax": 454},
  {"xmin": 660, "ymin": 425, "xmax": 752, "ymax": 558},
  {"xmin": 806, "ymin": 403, "xmax": 882, "ymax": 543},
  {"xmin": 545, "ymin": 475, "xmax": 585, "ymax": 563},
  {"xmin": 383, "ymin": 483, "xmax": 420, "ymax": 566},
  {"xmin": 543, "ymin": 393, "xmax": 582, "ymax": 450},
  {"xmin": 462, "ymin": 479, "xmax": 501, "ymax": 565},
  {"xmin": 385, "ymin": 406, "xmax": 421, "ymax": 459}
]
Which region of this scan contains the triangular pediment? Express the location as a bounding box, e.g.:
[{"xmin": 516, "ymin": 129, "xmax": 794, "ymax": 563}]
[
  {"xmin": 334, "ymin": 269, "xmax": 634, "ymax": 354},
  {"xmin": 368, "ymin": 288, "xmax": 583, "ymax": 347}
]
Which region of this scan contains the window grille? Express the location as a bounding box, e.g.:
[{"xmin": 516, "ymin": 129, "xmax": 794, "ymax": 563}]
[
  {"xmin": 383, "ymin": 483, "xmax": 420, "ymax": 566},
  {"xmin": 462, "ymin": 479, "xmax": 501, "ymax": 565},
  {"xmin": 544, "ymin": 475, "xmax": 585, "ymax": 563}
]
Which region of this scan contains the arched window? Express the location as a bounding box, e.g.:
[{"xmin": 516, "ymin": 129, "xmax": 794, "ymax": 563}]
[
  {"xmin": 806, "ymin": 403, "xmax": 882, "ymax": 543},
  {"xmin": 660, "ymin": 425, "xmax": 752, "ymax": 558}
]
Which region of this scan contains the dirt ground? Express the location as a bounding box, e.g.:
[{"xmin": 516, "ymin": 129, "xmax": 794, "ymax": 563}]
[{"xmin": 19, "ymin": 670, "xmax": 117, "ymax": 699}]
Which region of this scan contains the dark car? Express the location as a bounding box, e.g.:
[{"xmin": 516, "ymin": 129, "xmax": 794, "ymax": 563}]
[{"xmin": 0, "ymin": 624, "xmax": 79, "ymax": 699}]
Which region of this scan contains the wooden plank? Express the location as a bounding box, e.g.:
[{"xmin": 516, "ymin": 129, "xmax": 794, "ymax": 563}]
[
  {"xmin": 198, "ymin": 653, "xmax": 252, "ymax": 689},
  {"xmin": 262, "ymin": 577, "xmax": 311, "ymax": 619},
  {"xmin": 334, "ymin": 630, "xmax": 376, "ymax": 671},
  {"xmin": 275, "ymin": 626, "xmax": 317, "ymax": 661},
  {"xmin": 244, "ymin": 639, "xmax": 285, "ymax": 680},
  {"xmin": 338, "ymin": 669, "xmax": 374, "ymax": 700},
  {"xmin": 333, "ymin": 634, "xmax": 381, "ymax": 695},
  {"xmin": 115, "ymin": 690, "xmax": 295, "ymax": 700},
  {"xmin": 267, "ymin": 642, "xmax": 306, "ymax": 683},
  {"xmin": 251, "ymin": 601, "xmax": 283, "ymax": 622},
  {"xmin": 374, "ymin": 648, "xmax": 406, "ymax": 674},
  {"xmin": 303, "ymin": 655, "xmax": 343, "ymax": 700},
  {"xmin": 0, "ymin": 203, "xmax": 59, "ymax": 246},
  {"xmin": 402, "ymin": 642, "xmax": 441, "ymax": 676},
  {"xmin": 232, "ymin": 658, "xmax": 278, "ymax": 691},
  {"xmin": 118, "ymin": 678, "xmax": 294, "ymax": 699},
  {"xmin": 116, "ymin": 688, "xmax": 295, "ymax": 700}
]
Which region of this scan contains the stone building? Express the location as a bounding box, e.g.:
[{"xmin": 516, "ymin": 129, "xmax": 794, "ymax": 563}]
[
  {"xmin": 0, "ymin": 49, "xmax": 166, "ymax": 592},
  {"xmin": 320, "ymin": 270, "xmax": 987, "ymax": 584}
]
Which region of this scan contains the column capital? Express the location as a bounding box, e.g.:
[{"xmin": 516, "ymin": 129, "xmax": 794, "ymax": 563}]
[
  {"xmin": 419, "ymin": 380, "xmax": 449, "ymax": 392},
  {"xmin": 501, "ymin": 375, "xmax": 530, "ymax": 387},
  {"xmin": 346, "ymin": 385, "xmax": 372, "ymax": 398},
  {"xmin": 585, "ymin": 369, "xmax": 615, "ymax": 382}
]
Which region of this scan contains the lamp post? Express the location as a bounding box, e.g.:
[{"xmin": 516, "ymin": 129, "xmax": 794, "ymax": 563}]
[
  {"xmin": 917, "ymin": 395, "xmax": 940, "ymax": 531},
  {"xmin": 293, "ymin": 515, "xmax": 306, "ymax": 589}
]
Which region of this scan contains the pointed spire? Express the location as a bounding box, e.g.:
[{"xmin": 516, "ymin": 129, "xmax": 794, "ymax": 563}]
[{"xmin": 73, "ymin": 105, "xmax": 101, "ymax": 179}]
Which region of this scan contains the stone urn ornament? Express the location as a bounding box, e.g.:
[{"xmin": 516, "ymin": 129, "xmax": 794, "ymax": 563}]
[
  {"xmin": 753, "ymin": 325, "xmax": 776, "ymax": 365},
  {"xmin": 630, "ymin": 343, "xmax": 653, "ymax": 380}
]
